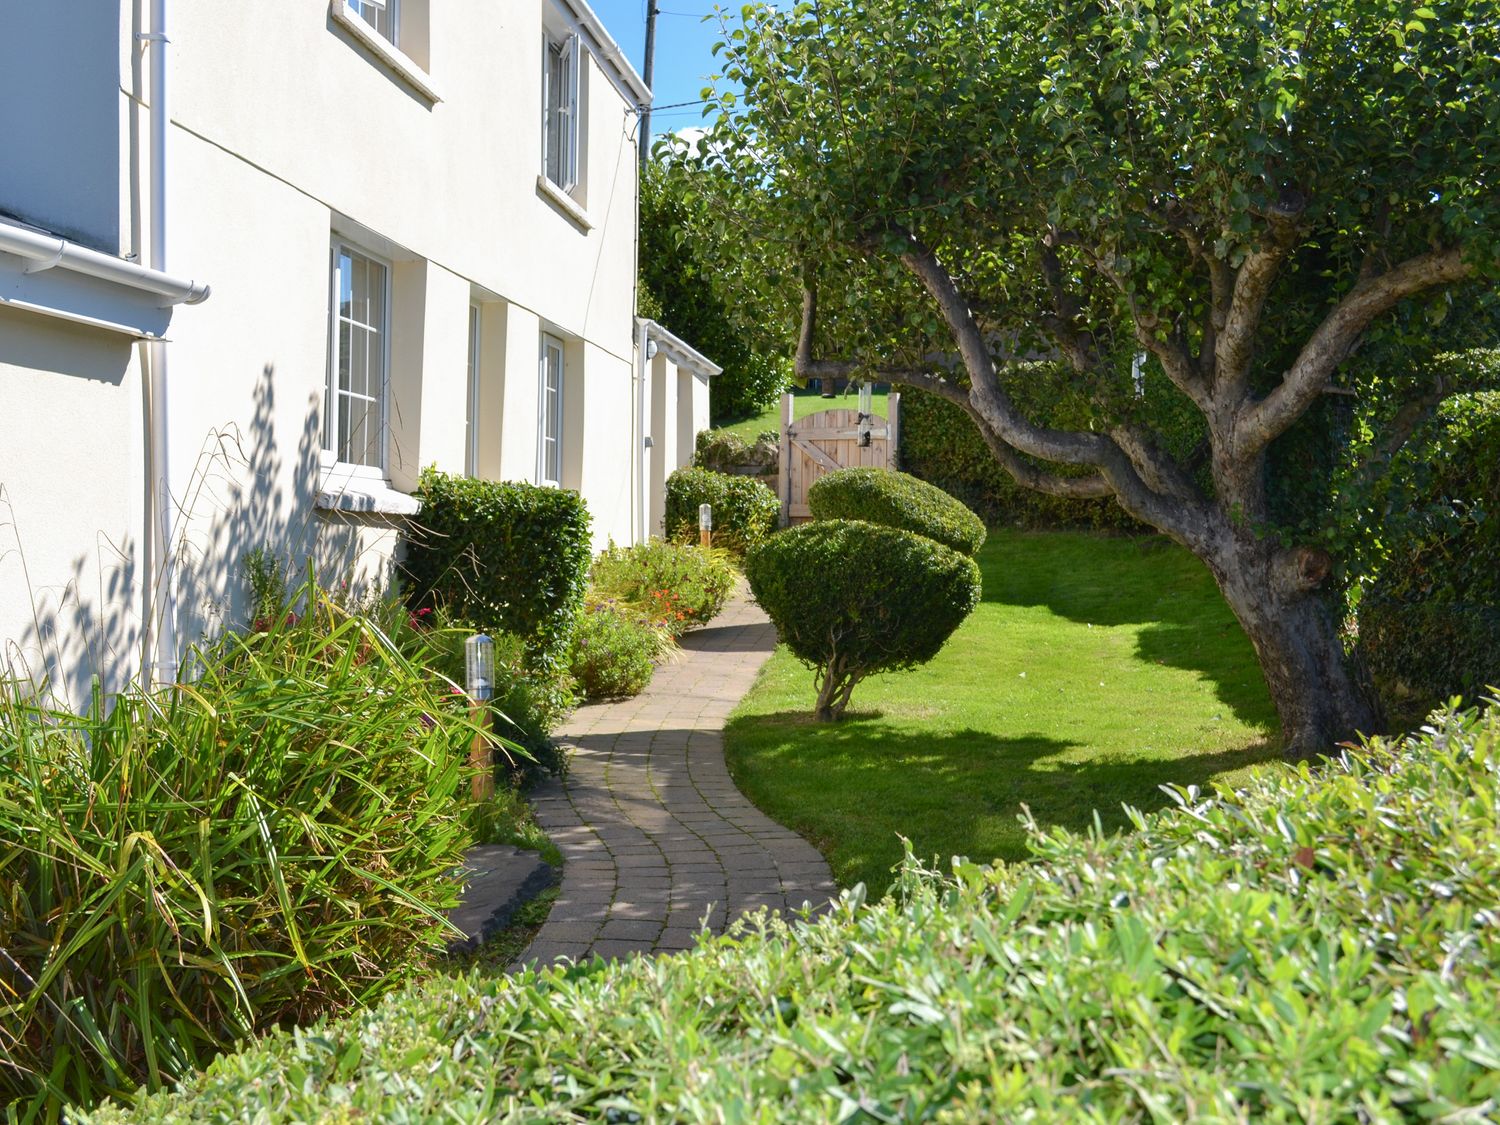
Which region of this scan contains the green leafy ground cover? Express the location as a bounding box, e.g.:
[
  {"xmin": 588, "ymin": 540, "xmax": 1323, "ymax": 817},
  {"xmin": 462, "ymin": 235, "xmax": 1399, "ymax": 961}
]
[
  {"xmin": 717, "ymin": 386, "xmax": 891, "ymax": 443},
  {"xmin": 727, "ymin": 531, "xmax": 1281, "ymax": 893},
  {"xmin": 90, "ymin": 705, "xmax": 1500, "ymax": 1122}
]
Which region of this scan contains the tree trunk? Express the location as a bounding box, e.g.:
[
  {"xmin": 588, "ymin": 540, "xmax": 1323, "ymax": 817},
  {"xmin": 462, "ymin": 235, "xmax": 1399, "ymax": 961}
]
[{"xmin": 1207, "ymin": 538, "xmax": 1384, "ymax": 762}]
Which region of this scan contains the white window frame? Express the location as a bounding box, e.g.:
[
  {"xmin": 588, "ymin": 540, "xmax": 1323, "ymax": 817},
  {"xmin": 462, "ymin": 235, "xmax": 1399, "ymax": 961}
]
[
  {"xmin": 537, "ymin": 333, "xmax": 565, "ymax": 488},
  {"xmin": 465, "ymin": 303, "xmax": 482, "ymax": 477},
  {"xmin": 542, "ymin": 33, "xmax": 580, "ymax": 193},
  {"xmin": 349, "ymin": 0, "xmax": 400, "ymax": 45},
  {"xmin": 325, "ymin": 241, "xmax": 392, "ymax": 479}
]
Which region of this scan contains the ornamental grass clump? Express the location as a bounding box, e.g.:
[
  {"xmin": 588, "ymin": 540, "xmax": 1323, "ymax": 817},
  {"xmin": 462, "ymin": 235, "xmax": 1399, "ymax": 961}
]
[
  {"xmin": 745, "ymin": 519, "xmax": 980, "ymax": 719},
  {"xmin": 808, "ymin": 466, "xmax": 987, "ymax": 556},
  {"xmin": 0, "ymin": 588, "xmax": 477, "ymax": 1121},
  {"xmin": 90, "ymin": 703, "xmax": 1500, "ymax": 1123}
]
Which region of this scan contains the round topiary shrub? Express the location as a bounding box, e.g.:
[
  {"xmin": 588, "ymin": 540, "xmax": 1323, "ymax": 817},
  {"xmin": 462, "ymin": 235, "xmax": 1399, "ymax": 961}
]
[
  {"xmin": 745, "ymin": 519, "xmax": 981, "ymax": 720},
  {"xmin": 665, "ymin": 466, "xmax": 780, "ymax": 553},
  {"xmin": 807, "ymin": 467, "xmax": 987, "ymax": 556}
]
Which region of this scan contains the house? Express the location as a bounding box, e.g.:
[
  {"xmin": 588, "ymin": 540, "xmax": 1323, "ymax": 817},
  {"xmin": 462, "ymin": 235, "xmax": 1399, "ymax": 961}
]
[{"xmin": 0, "ymin": 0, "xmax": 718, "ymax": 709}]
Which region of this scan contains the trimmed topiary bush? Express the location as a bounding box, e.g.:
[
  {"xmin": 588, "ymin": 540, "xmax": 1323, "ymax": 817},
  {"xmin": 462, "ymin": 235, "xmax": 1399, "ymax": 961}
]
[
  {"xmin": 589, "ymin": 539, "xmax": 737, "ymax": 634},
  {"xmin": 664, "ymin": 467, "xmax": 779, "ymax": 553},
  {"xmin": 745, "ymin": 519, "xmax": 980, "ymax": 719},
  {"xmin": 91, "ymin": 703, "xmax": 1500, "ymax": 1123},
  {"xmin": 401, "ymin": 469, "xmax": 592, "ymax": 674},
  {"xmin": 808, "ymin": 466, "xmax": 987, "ymax": 556}
]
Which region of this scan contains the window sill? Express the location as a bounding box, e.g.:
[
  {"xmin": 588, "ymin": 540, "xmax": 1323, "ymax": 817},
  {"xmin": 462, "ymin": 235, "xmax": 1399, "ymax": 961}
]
[
  {"xmin": 316, "ymin": 462, "xmax": 422, "ymax": 516},
  {"xmin": 329, "ymin": 1, "xmax": 442, "ymax": 104},
  {"xmin": 535, "ymin": 175, "xmax": 593, "ymax": 231}
]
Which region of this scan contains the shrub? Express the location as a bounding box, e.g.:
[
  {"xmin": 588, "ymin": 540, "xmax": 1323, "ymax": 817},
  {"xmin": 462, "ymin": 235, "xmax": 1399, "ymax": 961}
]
[
  {"xmin": 807, "ymin": 466, "xmax": 986, "ymax": 556},
  {"xmin": 92, "ymin": 703, "xmax": 1500, "ymax": 1124},
  {"xmin": 693, "ymin": 427, "xmax": 779, "ymax": 474},
  {"xmin": 589, "ymin": 539, "xmax": 737, "ymax": 634},
  {"xmin": 664, "ymin": 466, "xmax": 780, "ymax": 553},
  {"xmin": 0, "ymin": 588, "xmax": 474, "ymax": 1121},
  {"xmin": 567, "ymin": 602, "xmax": 663, "ymax": 699},
  {"xmin": 401, "ymin": 470, "xmax": 592, "ymax": 674},
  {"xmin": 745, "ymin": 520, "xmax": 980, "ymax": 719},
  {"xmin": 1353, "ymin": 390, "xmax": 1500, "ymax": 717}
]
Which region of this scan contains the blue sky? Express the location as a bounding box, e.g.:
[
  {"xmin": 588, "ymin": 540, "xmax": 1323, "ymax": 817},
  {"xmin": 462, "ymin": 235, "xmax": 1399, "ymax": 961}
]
[{"xmin": 587, "ymin": 0, "xmax": 737, "ymax": 143}]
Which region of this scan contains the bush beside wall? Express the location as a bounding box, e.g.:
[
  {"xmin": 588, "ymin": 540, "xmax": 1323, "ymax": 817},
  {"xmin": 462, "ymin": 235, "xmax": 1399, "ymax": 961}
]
[
  {"xmin": 94, "ymin": 704, "xmax": 1500, "ymax": 1122},
  {"xmin": 664, "ymin": 467, "xmax": 779, "ymax": 553},
  {"xmin": 401, "ymin": 470, "xmax": 592, "ymax": 674}
]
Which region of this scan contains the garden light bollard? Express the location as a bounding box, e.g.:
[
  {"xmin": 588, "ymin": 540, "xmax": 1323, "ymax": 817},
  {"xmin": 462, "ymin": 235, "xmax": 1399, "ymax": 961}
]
[
  {"xmin": 699, "ymin": 503, "xmax": 713, "ymax": 549},
  {"xmin": 465, "ymin": 633, "xmax": 495, "ymax": 800}
]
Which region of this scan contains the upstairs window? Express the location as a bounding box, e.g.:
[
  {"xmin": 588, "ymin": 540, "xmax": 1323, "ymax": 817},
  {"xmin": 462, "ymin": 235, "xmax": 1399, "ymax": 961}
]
[
  {"xmin": 349, "ymin": 0, "xmax": 398, "ymax": 45},
  {"xmin": 327, "ymin": 243, "xmax": 390, "ymax": 471},
  {"xmin": 542, "ymin": 34, "xmax": 579, "ymax": 192},
  {"xmin": 538, "ymin": 333, "xmax": 565, "ymax": 487}
]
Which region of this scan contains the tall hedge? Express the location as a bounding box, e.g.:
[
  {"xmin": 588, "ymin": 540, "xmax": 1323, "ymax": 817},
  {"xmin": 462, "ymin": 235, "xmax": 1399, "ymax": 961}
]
[
  {"xmin": 1356, "ymin": 390, "xmax": 1500, "ymax": 713},
  {"xmin": 401, "ymin": 470, "xmax": 592, "ymax": 672},
  {"xmin": 808, "ymin": 467, "xmax": 986, "ymax": 555},
  {"xmin": 664, "ymin": 467, "xmax": 779, "ymax": 550}
]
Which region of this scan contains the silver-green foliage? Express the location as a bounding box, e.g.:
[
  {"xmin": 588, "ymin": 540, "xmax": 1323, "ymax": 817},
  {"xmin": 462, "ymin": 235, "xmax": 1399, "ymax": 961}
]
[
  {"xmin": 91, "ymin": 703, "xmax": 1500, "ymax": 1122},
  {"xmin": 0, "ymin": 593, "xmax": 475, "ymax": 1121}
]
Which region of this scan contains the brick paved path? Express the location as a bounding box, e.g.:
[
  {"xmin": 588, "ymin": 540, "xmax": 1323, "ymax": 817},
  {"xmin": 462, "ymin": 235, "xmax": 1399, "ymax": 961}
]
[{"xmin": 515, "ymin": 590, "xmax": 836, "ymax": 967}]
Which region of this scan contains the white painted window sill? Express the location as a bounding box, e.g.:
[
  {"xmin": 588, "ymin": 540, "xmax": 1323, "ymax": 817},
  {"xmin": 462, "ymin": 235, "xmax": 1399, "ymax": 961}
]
[
  {"xmin": 535, "ymin": 175, "xmax": 593, "ymax": 230},
  {"xmin": 329, "ymin": 1, "xmax": 442, "ymax": 104},
  {"xmin": 316, "ymin": 462, "xmax": 422, "ymax": 516}
]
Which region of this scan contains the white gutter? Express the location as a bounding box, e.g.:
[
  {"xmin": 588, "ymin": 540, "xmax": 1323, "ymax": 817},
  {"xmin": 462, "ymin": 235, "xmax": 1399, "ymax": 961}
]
[
  {"xmin": 0, "ymin": 215, "xmax": 210, "ymax": 308},
  {"xmin": 557, "ymin": 0, "xmax": 652, "ymax": 107},
  {"xmin": 636, "ymin": 317, "xmax": 651, "ymax": 544},
  {"xmin": 640, "ymin": 319, "xmax": 723, "ymax": 377}
]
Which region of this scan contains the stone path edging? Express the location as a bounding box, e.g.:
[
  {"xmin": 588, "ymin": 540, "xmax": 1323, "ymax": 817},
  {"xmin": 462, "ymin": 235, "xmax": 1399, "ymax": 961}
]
[{"xmin": 515, "ymin": 590, "xmax": 836, "ymax": 967}]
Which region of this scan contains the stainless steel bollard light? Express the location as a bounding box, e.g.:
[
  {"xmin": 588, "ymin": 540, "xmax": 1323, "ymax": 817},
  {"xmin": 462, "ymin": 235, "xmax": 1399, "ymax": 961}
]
[
  {"xmin": 699, "ymin": 503, "xmax": 713, "ymax": 548},
  {"xmin": 464, "ymin": 633, "xmax": 494, "ymax": 702},
  {"xmin": 464, "ymin": 634, "xmax": 495, "ymax": 800}
]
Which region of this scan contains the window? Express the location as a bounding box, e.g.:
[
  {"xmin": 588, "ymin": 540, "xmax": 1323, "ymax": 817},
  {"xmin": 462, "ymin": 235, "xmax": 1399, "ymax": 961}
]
[
  {"xmin": 465, "ymin": 304, "xmax": 481, "ymax": 477},
  {"xmin": 538, "ymin": 334, "xmax": 564, "ymax": 487},
  {"xmin": 326, "ymin": 243, "xmax": 390, "ymax": 471},
  {"xmin": 542, "ymin": 34, "xmax": 579, "ymax": 192},
  {"xmin": 349, "ymin": 0, "xmax": 398, "ymax": 45}
]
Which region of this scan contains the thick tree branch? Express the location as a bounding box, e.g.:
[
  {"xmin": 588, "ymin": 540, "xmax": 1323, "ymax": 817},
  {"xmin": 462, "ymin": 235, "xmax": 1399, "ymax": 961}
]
[
  {"xmin": 1038, "ymin": 234, "xmax": 1099, "ymax": 373},
  {"xmin": 1216, "ymin": 198, "xmax": 1308, "ymax": 396},
  {"xmin": 894, "ymin": 232, "xmax": 1215, "ymax": 544},
  {"xmin": 1235, "ymin": 246, "xmax": 1474, "ymax": 459}
]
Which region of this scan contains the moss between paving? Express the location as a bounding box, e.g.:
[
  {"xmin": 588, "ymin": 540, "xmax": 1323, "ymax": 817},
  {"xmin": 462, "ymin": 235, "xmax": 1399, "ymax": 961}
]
[{"xmin": 724, "ymin": 529, "xmax": 1283, "ymax": 895}]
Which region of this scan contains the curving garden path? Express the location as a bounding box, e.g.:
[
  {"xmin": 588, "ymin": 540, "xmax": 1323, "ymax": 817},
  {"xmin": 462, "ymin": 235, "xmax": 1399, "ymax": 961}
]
[{"xmin": 514, "ymin": 590, "xmax": 836, "ymax": 967}]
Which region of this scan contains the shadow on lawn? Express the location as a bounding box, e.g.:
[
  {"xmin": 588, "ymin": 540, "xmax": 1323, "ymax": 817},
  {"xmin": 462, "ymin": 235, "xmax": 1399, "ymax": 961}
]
[
  {"xmin": 978, "ymin": 533, "xmax": 1279, "ymax": 732},
  {"xmin": 724, "ymin": 711, "xmax": 1281, "ymax": 891}
]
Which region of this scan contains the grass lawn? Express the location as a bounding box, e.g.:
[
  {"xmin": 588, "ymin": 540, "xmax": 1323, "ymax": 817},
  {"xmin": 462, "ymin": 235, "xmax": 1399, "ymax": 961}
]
[
  {"xmin": 724, "ymin": 530, "xmax": 1283, "ymax": 895},
  {"xmin": 717, "ymin": 386, "xmax": 892, "ymax": 442}
]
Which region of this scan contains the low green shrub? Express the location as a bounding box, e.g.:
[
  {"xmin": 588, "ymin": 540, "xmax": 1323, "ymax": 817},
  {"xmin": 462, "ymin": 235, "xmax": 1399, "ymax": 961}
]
[
  {"xmin": 589, "ymin": 539, "xmax": 737, "ymax": 634},
  {"xmin": 664, "ymin": 467, "xmax": 779, "ymax": 554},
  {"xmin": 92, "ymin": 704, "xmax": 1500, "ymax": 1123},
  {"xmin": 807, "ymin": 466, "xmax": 986, "ymax": 556},
  {"xmin": 402, "ymin": 470, "xmax": 592, "ymax": 674},
  {"xmin": 0, "ymin": 588, "xmax": 475, "ymax": 1121},
  {"xmin": 745, "ymin": 520, "xmax": 980, "ymax": 719},
  {"xmin": 567, "ymin": 602, "xmax": 663, "ymax": 699},
  {"xmin": 693, "ymin": 427, "xmax": 779, "ymax": 474}
]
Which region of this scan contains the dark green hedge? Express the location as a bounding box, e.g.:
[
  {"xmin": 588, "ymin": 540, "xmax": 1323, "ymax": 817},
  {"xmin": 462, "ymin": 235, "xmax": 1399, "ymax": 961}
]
[
  {"xmin": 808, "ymin": 467, "xmax": 986, "ymax": 556},
  {"xmin": 1356, "ymin": 390, "xmax": 1500, "ymax": 714},
  {"xmin": 401, "ymin": 470, "xmax": 592, "ymax": 673},
  {"xmin": 96, "ymin": 704, "xmax": 1500, "ymax": 1122},
  {"xmin": 664, "ymin": 466, "xmax": 779, "ymax": 550}
]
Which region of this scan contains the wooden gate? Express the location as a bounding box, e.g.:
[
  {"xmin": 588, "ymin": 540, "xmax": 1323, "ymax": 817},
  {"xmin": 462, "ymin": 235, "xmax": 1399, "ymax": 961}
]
[{"xmin": 778, "ymin": 392, "xmax": 901, "ymax": 524}]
